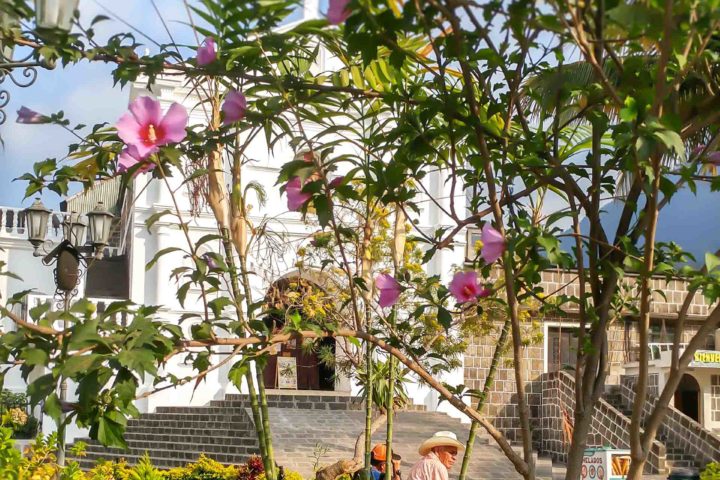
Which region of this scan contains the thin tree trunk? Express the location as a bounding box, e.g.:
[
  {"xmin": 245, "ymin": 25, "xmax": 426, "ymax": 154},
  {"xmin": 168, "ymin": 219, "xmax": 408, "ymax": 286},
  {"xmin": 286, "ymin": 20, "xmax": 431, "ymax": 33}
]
[
  {"xmin": 385, "ymin": 207, "xmax": 405, "ymax": 479},
  {"xmin": 628, "ymin": 163, "xmax": 661, "ymax": 478},
  {"xmin": 238, "ymin": 253, "xmax": 277, "ymax": 480},
  {"xmin": 458, "ymin": 318, "xmax": 511, "ymax": 480},
  {"xmin": 221, "ymin": 232, "xmax": 271, "ymax": 473},
  {"xmin": 384, "ymin": 322, "xmax": 396, "ymax": 479},
  {"xmin": 255, "ymin": 368, "xmax": 277, "ymax": 480},
  {"xmin": 364, "ymin": 341, "xmax": 374, "ymax": 480}
]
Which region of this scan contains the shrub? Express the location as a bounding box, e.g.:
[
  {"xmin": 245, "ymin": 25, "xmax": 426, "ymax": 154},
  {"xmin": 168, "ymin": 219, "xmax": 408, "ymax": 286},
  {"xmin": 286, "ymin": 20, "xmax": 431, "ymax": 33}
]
[
  {"xmin": 701, "ymin": 462, "xmax": 720, "ymax": 480},
  {"xmin": 256, "ymin": 469, "xmax": 303, "ymax": 480},
  {"xmin": 86, "ymin": 459, "xmax": 132, "ymax": 480},
  {"xmin": 237, "ymin": 455, "xmax": 264, "ymax": 480},
  {"xmin": 128, "ymin": 453, "xmax": 164, "ymax": 480},
  {"xmin": 162, "ymin": 454, "xmax": 238, "ymax": 480},
  {"xmin": 0, "ymin": 390, "xmax": 39, "ymax": 439}
]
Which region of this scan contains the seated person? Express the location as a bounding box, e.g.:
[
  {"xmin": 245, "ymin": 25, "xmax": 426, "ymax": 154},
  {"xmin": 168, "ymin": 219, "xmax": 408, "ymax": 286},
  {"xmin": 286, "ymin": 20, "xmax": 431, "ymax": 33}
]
[{"xmin": 371, "ymin": 443, "xmax": 402, "ymax": 480}]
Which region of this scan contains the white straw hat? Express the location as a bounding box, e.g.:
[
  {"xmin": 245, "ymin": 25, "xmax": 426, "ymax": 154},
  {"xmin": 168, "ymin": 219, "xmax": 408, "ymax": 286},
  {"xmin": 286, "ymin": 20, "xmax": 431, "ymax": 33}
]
[{"xmin": 418, "ymin": 431, "xmax": 465, "ymax": 456}]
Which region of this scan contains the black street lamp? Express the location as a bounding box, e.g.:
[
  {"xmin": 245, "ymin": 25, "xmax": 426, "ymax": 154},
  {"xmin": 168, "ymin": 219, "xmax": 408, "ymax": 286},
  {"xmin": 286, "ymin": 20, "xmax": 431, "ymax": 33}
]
[
  {"xmin": 23, "ymin": 197, "xmax": 112, "ymax": 465},
  {"xmin": 0, "ymin": 0, "xmax": 80, "ymax": 124}
]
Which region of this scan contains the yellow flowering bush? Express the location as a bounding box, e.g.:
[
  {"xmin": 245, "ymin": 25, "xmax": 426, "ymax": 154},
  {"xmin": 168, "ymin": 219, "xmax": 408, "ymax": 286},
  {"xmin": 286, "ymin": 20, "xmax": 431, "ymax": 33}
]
[
  {"xmin": 162, "ymin": 454, "xmax": 238, "ymax": 480},
  {"xmin": 8, "ymin": 408, "xmax": 28, "ymax": 427}
]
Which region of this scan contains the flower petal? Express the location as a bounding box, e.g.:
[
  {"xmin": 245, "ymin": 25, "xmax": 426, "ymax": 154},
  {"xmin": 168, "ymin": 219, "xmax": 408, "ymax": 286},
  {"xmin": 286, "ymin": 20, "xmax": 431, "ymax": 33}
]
[
  {"xmin": 159, "ymin": 102, "xmax": 189, "ymax": 144},
  {"xmin": 327, "ymin": 0, "xmax": 351, "ymax": 24},
  {"xmin": 115, "ymin": 112, "xmax": 143, "ymax": 146},
  {"xmin": 449, "ymin": 271, "xmax": 481, "ymax": 303},
  {"xmin": 286, "ymin": 177, "xmax": 312, "ymax": 211},
  {"xmin": 16, "ymin": 106, "xmax": 50, "ymax": 124},
  {"xmin": 222, "ymin": 90, "xmax": 247, "ymax": 125},
  {"xmin": 197, "ymin": 37, "xmax": 217, "ymax": 66},
  {"xmin": 376, "ymin": 273, "xmax": 401, "ymax": 308},
  {"xmin": 128, "ymin": 96, "xmax": 163, "ymax": 127},
  {"xmin": 118, "ymin": 145, "xmax": 156, "ymax": 175},
  {"xmin": 481, "ymin": 223, "xmax": 505, "ymax": 263}
]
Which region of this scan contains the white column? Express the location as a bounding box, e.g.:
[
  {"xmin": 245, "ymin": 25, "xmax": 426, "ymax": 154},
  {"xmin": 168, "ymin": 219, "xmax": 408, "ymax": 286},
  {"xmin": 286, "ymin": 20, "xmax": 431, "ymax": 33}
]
[{"xmin": 304, "ymin": 0, "xmax": 319, "ymax": 19}]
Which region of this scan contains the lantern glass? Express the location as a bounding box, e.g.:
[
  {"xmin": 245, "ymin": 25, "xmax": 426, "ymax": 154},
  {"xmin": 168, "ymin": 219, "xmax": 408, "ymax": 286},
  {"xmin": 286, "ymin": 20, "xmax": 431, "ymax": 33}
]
[
  {"xmin": 87, "ymin": 202, "xmax": 114, "ymax": 248},
  {"xmin": 24, "ymin": 198, "xmax": 51, "ymax": 248},
  {"xmin": 35, "ymin": 0, "xmax": 79, "ymax": 31},
  {"xmin": 62, "ymin": 212, "xmax": 86, "ymax": 246}
]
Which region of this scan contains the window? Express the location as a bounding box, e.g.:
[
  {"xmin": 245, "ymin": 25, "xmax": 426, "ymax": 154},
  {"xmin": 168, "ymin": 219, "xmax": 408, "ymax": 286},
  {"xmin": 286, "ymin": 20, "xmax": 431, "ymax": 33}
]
[{"xmin": 548, "ymin": 326, "xmax": 579, "ymax": 372}]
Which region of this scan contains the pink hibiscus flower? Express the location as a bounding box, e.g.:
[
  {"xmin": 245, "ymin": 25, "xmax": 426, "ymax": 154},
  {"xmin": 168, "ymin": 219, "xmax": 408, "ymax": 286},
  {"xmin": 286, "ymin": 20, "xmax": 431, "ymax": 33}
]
[
  {"xmin": 16, "ymin": 106, "xmax": 50, "ymax": 124},
  {"xmin": 197, "ymin": 37, "xmax": 217, "ymax": 66},
  {"xmin": 116, "ymin": 96, "xmax": 188, "ymax": 158},
  {"xmin": 222, "ymin": 90, "xmax": 247, "ymax": 125},
  {"xmin": 481, "ymin": 223, "xmax": 506, "ymax": 264},
  {"xmin": 327, "ymin": 0, "xmax": 351, "ymax": 25},
  {"xmin": 376, "ymin": 273, "xmax": 401, "ymax": 308},
  {"xmin": 449, "ymin": 271, "xmax": 489, "ymax": 303},
  {"xmin": 117, "ymin": 144, "xmax": 156, "ymax": 174},
  {"xmin": 286, "ymin": 177, "xmax": 312, "ymax": 211}
]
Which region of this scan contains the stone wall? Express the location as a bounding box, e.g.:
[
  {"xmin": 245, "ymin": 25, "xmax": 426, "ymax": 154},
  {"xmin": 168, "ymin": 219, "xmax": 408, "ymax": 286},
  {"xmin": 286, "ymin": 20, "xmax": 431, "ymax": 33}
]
[
  {"xmin": 712, "ymin": 375, "xmax": 720, "ymax": 423},
  {"xmin": 620, "ymin": 376, "xmax": 720, "ymax": 468},
  {"xmin": 539, "ymin": 270, "xmax": 712, "ymax": 318},
  {"xmin": 464, "ymin": 321, "xmax": 544, "ymax": 444},
  {"xmin": 541, "ymin": 371, "xmax": 666, "ymax": 473}
]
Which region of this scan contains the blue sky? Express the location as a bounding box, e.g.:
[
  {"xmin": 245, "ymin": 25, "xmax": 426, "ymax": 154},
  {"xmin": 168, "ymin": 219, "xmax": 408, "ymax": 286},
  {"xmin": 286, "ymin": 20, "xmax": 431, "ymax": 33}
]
[{"xmin": 0, "ymin": 0, "xmax": 327, "ymax": 210}]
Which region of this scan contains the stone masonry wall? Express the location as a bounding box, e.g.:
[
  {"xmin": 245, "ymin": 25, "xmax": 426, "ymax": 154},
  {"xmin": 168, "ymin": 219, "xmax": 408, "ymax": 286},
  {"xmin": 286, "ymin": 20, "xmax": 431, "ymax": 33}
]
[
  {"xmin": 620, "ymin": 376, "xmax": 720, "ymax": 468},
  {"xmin": 464, "ymin": 322, "xmax": 544, "ymax": 445},
  {"xmin": 464, "ymin": 269, "xmax": 714, "ymax": 451},
  {"xmin": 541, "ymin": 371, "xmax": 666, "ymax": 473},
  {"xmin": 539, "ymin": 270, "xmax": 712, "ymax": 318}
]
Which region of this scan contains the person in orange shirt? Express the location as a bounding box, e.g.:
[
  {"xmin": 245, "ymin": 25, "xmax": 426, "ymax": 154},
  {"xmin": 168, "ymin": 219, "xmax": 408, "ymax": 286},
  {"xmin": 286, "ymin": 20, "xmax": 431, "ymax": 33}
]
[{"xmin": 407, "ymin": 432, "xmax": 465, "ymax": 480}]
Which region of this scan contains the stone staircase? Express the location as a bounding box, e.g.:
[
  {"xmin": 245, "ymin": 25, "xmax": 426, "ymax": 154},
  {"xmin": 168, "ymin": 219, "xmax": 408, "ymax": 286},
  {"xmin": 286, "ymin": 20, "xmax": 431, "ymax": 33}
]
[
  {"xmin": 603, "ymin": 388, "xmax": 705, "ymax": 470},
  {"xmin": 69, "ymin": 391, "xmax": 553, "ymax": 479}
]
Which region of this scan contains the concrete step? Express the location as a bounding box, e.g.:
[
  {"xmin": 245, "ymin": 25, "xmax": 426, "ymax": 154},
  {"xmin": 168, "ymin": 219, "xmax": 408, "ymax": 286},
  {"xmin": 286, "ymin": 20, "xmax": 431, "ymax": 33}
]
[
  {"xmin": 78, "ymin": 445, "xmax": 256, "ymax": 463},
  {"xmin": 126, "ymin": 426, "xmax": 254, "ymax": 437},
  {"xmin": 133, "ymin": 412, "xmax": 252, "ymax": 423},
  {"xmin": 155, "ymin": 405, "xmax": 252, "ymax": 415},
  {"xmin": 123, "ymin": 432, "xmax": 259, "ymax": 446}
]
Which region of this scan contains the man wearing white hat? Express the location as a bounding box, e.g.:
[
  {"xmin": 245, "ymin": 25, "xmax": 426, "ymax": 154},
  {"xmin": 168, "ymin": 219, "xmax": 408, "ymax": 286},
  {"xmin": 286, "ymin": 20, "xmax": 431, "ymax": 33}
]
[{"xmin": 407, "ymin": 431, "xmax": 465, "ymax": 480}]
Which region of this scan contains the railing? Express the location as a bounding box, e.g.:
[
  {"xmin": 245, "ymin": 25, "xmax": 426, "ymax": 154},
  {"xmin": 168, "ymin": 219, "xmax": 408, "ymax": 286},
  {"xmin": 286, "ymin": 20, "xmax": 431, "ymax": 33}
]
[
  {"xmin": 0, "ymin": 206, "xmax": 64, "ymax": 238},
  {"xmin": 0, "ymin": 206, "xmax": 121, "ymax": 257},
  {"xmin": 647, "ymin": 342, "xmax": 688, "ymax": 361}
]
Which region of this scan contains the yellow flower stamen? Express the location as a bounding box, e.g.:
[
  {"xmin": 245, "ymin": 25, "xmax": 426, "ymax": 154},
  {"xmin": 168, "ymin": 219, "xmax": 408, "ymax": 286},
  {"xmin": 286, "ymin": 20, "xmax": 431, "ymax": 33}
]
[{"xmin": 147, "ymin": 124, "xmax": 157, "ymax": 143}]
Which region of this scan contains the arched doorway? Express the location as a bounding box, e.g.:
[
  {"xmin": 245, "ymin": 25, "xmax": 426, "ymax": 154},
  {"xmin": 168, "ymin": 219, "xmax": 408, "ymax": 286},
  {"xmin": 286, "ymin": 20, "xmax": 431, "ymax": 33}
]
[
  {"xmin": 674, "ymin": 373, "xmax": 701, "ymax": 422},
  {"xmin": 261, "ymin": 277, "xmax": 336, "ymax": 391}
]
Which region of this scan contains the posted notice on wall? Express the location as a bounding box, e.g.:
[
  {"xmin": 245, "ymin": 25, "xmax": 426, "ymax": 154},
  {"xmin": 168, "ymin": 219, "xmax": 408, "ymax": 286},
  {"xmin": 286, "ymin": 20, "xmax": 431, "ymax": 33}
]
[{"xmin": 277, "ymin": 357, "xmax": 298, "ymax": 389}]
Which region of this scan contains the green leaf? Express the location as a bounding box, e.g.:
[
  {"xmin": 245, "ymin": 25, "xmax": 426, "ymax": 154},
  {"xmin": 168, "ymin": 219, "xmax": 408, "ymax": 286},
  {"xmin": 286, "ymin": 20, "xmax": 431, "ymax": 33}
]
[
  {"xmin": 27, "ymin": 374, "xmax": 56, "ymax": 405},
  {"xmin": 314, "ymin": 195, "xmax": 331, "ymax": 228},
  {"xmin": 705, "ymin": 252, "xmax": 720, "ymax": 272},
  {"xmin": 44, "ymin": 393, "xmax": 62, "ymax": 424},
  {"xmin": 62, "ymin": 354, "xmax": 103, "ymax": 377},
  {"xmin": 145, "ymin": 210, "xmax": 174, "ymax": 233},
  {"xmin": 20, "ymin": 348, "xmax": 48, "ymax": 367},
  {"xmin": 97, "ymin": 415, "xmax": 128, "ymax": 449},
  {"xmin": 437, "ymin": 308, "xmax": 452, "ymax": 331}
]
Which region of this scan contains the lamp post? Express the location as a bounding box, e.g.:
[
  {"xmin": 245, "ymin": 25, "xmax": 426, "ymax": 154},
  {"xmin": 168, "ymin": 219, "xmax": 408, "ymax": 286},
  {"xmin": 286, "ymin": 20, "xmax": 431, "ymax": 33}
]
[
  {"xmin": 23, "ymin": 198, "xmax": 113, "ymax": 465},
  {"xmin": 0, "ymin": 0, "xmax": 80, "ymax": 125}
]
